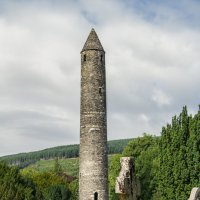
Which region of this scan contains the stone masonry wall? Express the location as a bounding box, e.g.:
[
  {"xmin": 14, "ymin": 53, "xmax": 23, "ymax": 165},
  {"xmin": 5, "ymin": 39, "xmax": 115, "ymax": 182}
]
[
  {"xmin": 79, "ymin": 48, "xmax": 108, "ymax": 200},
  {"xmin": 116, "ymin": 157, "xmax": 140, "ymax": 200},
  {"xmin": 188, "ymin": 188, "xmax": 200, "ymax": 200}
]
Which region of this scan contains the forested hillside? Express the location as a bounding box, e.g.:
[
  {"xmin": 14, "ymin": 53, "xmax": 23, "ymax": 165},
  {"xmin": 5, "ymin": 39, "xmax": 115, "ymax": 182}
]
[{"xmin": 0, "ymin": 139, "xmax": 132, "ymax": 168}]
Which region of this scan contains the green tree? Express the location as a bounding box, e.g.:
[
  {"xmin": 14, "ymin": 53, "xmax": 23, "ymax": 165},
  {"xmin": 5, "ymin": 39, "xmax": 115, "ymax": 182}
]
[
  {"xmin": 123, "ymin": 134, "xmax": 159, "ymax": 200},
  {"xmin": 157, "ymin": 106, "xmax": 200, "ymax": 200},
  {"xmin": 47, "ymin": 184, "xmax": 71, "ymax": 200},
  {"xmin": 22, "ymin": 169, "xmax": 71, "ymax": 199},
  {"xmin": 108, "ymin": 154, "xmax": 121, "ymax": 200},
  {"xmin": 69, "ymin": 179, "xmax": 79, "ymax": 200},
  {"xmin": 54, "ymin": 157, "xmax": 63, "ymax": 175},
  {"xmin": 0, "ymin": 162, "xmax": 43, "ymax": 200}
]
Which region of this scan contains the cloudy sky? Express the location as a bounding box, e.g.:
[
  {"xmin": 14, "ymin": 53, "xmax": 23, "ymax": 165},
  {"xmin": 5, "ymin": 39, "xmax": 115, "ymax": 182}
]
[{"xmin": 0, "ymin": 0, "xmax": 199, "ymax": 156}]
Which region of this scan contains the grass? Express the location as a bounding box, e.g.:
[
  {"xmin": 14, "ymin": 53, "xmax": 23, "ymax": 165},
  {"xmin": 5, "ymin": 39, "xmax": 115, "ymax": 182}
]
[{"xmin": 22, "ymin": 155, "xmax": 115, "ymax": 178}]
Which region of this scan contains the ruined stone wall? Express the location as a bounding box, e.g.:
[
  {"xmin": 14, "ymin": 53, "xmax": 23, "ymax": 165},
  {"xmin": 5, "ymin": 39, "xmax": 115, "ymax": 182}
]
[
  {"xmin": 79, "ymin": 48, "xmax": 108, "ymax": 200},
  {"xmin": 116, "ymin": 157, "xmax": 140, "ymax": 200},
  {"xmin": 188, "ymin": 188, "xmax": 200, "ymax": 200}
]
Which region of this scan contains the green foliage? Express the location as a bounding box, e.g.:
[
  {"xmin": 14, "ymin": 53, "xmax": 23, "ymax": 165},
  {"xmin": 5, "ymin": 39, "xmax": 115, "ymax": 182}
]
[
  {"xmin": 22, "ymin": 155, "xmax": 115, "ymax": 199},
  {"xmin": 0, "ymin": 162, "xmax": 43, "ymax": 200},
  {"xmin": 157, "ymin": 106, "xmax": 200, "ymax": 200},
  {"xmin": 54, "ymin": 157, "xmax": 63, "ymax": 175},
  {"xmin": 123, "ymin": 133, "xmax": 158, "ymax": 157},
  {"xmin": 108, "ymin": 154, "xmax": 121, "ymax": 200},
  {"xmin": 123, "ymin": 134, "xmax": 159, "ymax": 200},
  {"xmin": 69, "ymin": 179, "xmax": 79, "ymax": 200},
  {"xmin": 108, "ymin": 139, "xmax": 134, "ymax": 154},
  {"xmin": 0, "ymin": 139, "xmax": 132, "ymax": 168},
  {"xmin": 22, "ymin": 169, "xmax": 71, "ymax": 199},
  {"xmin": 47, "ymin": 184, "xmax": 71, "ymax": 200},
  {"xmin": 0, "ymin": 144, "xmax": 79, "ymax": 169},
  {"xmin": 22, "ymin": 158, "xmax": 79, "ymax": 177},
  {"xmin": 2, "ymin": 106, "xmax": 200, "ymax": 199}
]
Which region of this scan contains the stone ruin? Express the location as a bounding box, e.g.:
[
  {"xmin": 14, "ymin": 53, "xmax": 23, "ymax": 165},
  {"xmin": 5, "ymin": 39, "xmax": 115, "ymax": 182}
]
[
  {"xmin": 188, "ymin": 187, "xmax": 200, "ymax": 200},
  {"xmin": 115, "ymin": 157, "xmax": 140, "ymax": 200},
  {"xmin": 115, "ymin": 158, "xmax": 200, "ymax": 200}
]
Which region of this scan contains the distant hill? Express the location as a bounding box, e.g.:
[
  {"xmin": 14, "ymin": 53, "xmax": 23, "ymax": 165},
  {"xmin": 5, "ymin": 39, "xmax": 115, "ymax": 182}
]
[{"xmin": 0, "ymin": 138, "xmax": 133, "ymax": 168}]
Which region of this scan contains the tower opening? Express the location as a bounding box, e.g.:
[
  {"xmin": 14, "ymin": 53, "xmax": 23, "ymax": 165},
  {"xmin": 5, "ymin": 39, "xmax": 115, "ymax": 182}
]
[
  {"xmin": 100, "ymin": 54, "xmax": 103, "ymax": 62},
  {"xmin": 99, "ymin": 87, "xmax": 102, "ymax": 95},
  {"xmin": 84, "ymin": 54, "xmax": 86, "ymax": 61},
  {"xmin": 94, "ymin": 192, "xmax": 98, "ymax": 200}
]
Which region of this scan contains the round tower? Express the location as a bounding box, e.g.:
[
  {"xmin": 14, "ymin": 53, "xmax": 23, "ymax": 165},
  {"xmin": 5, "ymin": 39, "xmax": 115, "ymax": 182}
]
[{"xmin": 79, "ymin": 29, "xmax": 108, "ymax": 200}]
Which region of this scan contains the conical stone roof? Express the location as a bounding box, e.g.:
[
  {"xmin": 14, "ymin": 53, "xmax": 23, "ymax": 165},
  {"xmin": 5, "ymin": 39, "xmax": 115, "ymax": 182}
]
[{"xmin": 81, "ymin": 28, "xmax": 104, "ymax": 52}]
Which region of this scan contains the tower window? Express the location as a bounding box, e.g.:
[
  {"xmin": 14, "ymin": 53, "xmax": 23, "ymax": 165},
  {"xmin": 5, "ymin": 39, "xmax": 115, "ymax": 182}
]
[
  {"xmin": 99, "ymin": 87, "xmax": 102, "ymax": 95},
  {"xmin": 83, "ymin": 54, "xmax": 86, "ymax": 61},
  {"xmin": 100, "ymin": 55, "xmax": 103, "ymax": 62},
  {"xmin": 94, "ymin": 192, "xmax": 98, "ymax": 200}
]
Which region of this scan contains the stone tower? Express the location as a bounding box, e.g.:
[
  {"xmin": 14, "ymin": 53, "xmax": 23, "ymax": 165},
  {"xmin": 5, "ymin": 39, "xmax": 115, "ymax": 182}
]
[{"xmin": 79, "ymin": 29, "xmax": 108, "ymax": 200}]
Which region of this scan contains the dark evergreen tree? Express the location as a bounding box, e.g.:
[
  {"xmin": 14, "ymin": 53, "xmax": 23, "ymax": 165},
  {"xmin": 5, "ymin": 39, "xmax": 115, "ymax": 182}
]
[
  {"xmin": 47, "ymin": 184, "xmax": 71, "ymax": 200},
  {"xmin": 54, "ymin": 158, "xmax": 63, "ymax": 175},
  {"xmin": 158, "ymin": 106, "xmax": 200, "ymax": 200},
  {"xmin": 0, "ymin": 162, "xmax": 43, "ymax": 200}
]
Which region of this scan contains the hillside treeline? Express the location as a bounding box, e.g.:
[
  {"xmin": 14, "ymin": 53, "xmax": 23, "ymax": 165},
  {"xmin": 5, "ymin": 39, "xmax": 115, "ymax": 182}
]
[
  {"xmin": 0, "ymin": 139, "xmax": 132, "ymax": 168},
  {"xmin": 109, "ymin": 106, "xmax": 200, "ymax": 200}
]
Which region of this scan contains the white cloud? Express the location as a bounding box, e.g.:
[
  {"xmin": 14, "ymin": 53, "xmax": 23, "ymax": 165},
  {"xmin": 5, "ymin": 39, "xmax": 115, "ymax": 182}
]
[
  {"xmin": 139, "ymin": 114, "xmax": 150, "ymax": 123},
  {"xmin": 152, "ymin": 89, "xmax": 171, "ymax": 106},
  {"xmin": 0, "ymin": 0, "xmax": 200, "ymax": 156}
]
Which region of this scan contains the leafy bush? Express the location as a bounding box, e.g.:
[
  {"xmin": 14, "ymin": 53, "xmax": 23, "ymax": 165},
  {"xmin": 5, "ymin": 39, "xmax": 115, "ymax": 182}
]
[{"xmin": 0, "ymin": 162, "xmax": 43, "ymax": 200}]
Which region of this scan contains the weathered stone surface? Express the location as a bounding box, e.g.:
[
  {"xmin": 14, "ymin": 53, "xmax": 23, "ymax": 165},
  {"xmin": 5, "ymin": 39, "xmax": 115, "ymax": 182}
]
[
  {"xmin": 116, "ymin": 157, "xmax": 140, "ymax": 200},
  {"xmin": 79, "ymin": 29, "xmax": 108, "ymax": 200},
  {"xmin": 81, "ymin": 28, "xmax": 104, "ymax": 52},
  {"xmin": 188, "ymin": 187, "xmax": 200, "ymax": 200}
]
